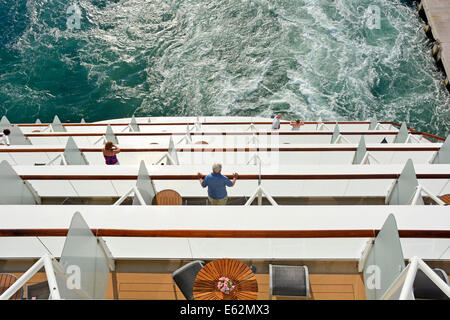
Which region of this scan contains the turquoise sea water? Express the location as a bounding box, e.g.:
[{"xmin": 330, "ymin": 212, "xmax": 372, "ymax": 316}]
[{"xmin": 1, "ymin": 0, "xmax": 449, "ymax": 136}]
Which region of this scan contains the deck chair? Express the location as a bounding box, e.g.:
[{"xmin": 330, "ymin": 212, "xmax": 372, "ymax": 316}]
[
  {"xmin": 269, "ymin": 264, "xmax": 310, "ymax": 299},
  {"xmin": 172, "ymin": 260, "xmax": 205, "ymax": 300},
  {"xmin": 26, "ymin": 281, "xmax": 50, "ymax": 300},
  {"xmin": 413, "ymin": 268, "xmax": 450, "ymax": 300},
  {"xmin": 0, "ymin": 273, "xmax": 23, "ymax": 300}
]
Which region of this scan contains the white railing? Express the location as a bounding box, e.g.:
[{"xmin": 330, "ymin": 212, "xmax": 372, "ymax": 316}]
[
  {"xmin": 410, "ymin": 185, "xmax": 445, "ymax": 206},
  {"xmin": 360, "ymin": 151, "xmax": 380, "ymax": 164},
  {"xmin": 0, "ymin": 254, "xmax": 61, "ymax": 300},
  {"xmin": 381, "ymin": 256, "xmax": 450, "ymax": 300},
  {"xmin": 244, "ymin": 153, "xmax": 278, "ymax": 206},
  {"xmin": 113, "ymin": 186, "xmax": 146, "ymax": 206}
]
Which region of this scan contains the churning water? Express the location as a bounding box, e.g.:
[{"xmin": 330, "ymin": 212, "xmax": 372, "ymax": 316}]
[{"xmin": 1, "ymin": 0, "xmax": 449, "ymax": 135}]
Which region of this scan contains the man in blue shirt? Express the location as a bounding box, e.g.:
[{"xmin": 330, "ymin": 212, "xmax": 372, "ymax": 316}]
[{"xmin": 197, "ymin": 163, "xmax": 238, "ymax": 205}]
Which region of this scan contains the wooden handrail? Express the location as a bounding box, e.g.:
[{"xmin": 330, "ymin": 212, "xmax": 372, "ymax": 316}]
[
  {"xmin": 0, "ymin": 131, "xmax": 422, "ymax": 138},
  {"xmin": 4, "ymin": 120, "xmax": 444, "ymax": 141},
  {"xmin": 18, "ymin": 173, "xmax": 450, "ymax": 180},
  {"xmin": 0, "ymin": 228, "xmax": 449, "ymax": 238},
  {"xmin": 389, "ymin": 121, "xmax": 446, "ymax": 141},
  {"xmin": 16, "ymin": 121, "xmax": 378, "ymax": 127},
  {"xmin": 0, "ymin": 146, "xmax": 442, "ymax": 153}
]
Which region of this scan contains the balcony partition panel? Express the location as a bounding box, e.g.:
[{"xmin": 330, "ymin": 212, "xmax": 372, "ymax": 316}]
[
  {"xmin": 55, "ymin": 212, "xmax": 110, "ymax": 299},
  {"xmin": 363, "ymin": 214, "xmax": 406, "ymax": 300}
]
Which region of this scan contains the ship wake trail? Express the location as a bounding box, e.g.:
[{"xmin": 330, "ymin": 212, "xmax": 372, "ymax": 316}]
[{"xmin": 0, "ymin": 0, "xmax": 449, "ymax": 136}]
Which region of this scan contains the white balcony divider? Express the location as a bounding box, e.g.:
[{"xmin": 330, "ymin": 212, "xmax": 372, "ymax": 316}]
[
  {"xmin": 47, "ymin": 153, "xmax": 68, "ymax": 165},
  {"xmin": 9, "ymin": 125, "xmax": 32, "ymax": 145},
  {"xmin": 120, "ymin": 115, "xmax": 140, "ymax": 132},
  {"xmin": 393, "ymin": 123, "xmax": 409, "ymax": 143},
  {"xmin": 385, "ymin": 159, "xmax": 444, "ymax": 205},
  {"xmin": 177, "ymin": 125, "xmax": 193, "ymax": 145},
  {"xmin": 94, "ymin": 123, "xmax": 118, "ymax": 145},
  {"xmin": 431, "ymin": 136, "xmax": 450, "ymax": 164},
  {"xmin": 113, "ymin": 186, "xmax": 146, "ymax": 205},
  {"xmin": 386, "ymin": 159, "xmax": 422, "ymax": 205},
  {"xmin": 247, "ymin": 153, "xmax": 262, "ymax": 166},
  {"xmin": 0, "ymin": 116, "xmax": 11, "ymax": 131},
  {"xmin": 47, "ymin": 137, "xmax": 89, "ymax": 166},
  {"xmin": 246, "ymin": 133, "xmax": 259, "ymax": 145},
  {"xmin": 427, "ymin": 151, "xmax": 438, "ymax": 164},
  {"xmin": 359, "ymin": 152, "xmax": 380, "ymax": 164},
  {"xmin": 51, "ymin": 115, "xmax": 67, "ymax": 132},
  {"xmin": 105, "ymin": 123, "xmax": 118, "ymax": 144},
  {"xmin": 63, "ymin": 137, "xmax": 89, "ymax": 165},
  {"xmin": 155, "ymin": 136, "xmax": 180, "ymax": 165},
  {"xmin": 129, "ymin": 115, "xmax": 140, "ymax": 132},
  {"xmin": 246, "ymin": 123, "xmax": 257, "ymax": 132},
  {"xmin": 0, "ymin": 160, "xmax": 40, "ymax": 204},
  {"xmin": 316, "ymin": 118, "xmax": 332, "ymax": 131},
  {"xmin": 363, "ymin": 214, "xmax": 406, "ymax": 299},
  {"xmin": 194, "ymin": 117, "xmax": 202, "ymax": 131},
  {"xmin": 406, "ymin": 134, "xmax": 423, "ymax": 143},
  {"xmin": 115, "ymin": 160, "xmax": 156, "ymax": 205},
  {"xmin": 133, "ymin": 160, "xmax": 157, "ymax": 205},
  {"xmin": 381, "ymin": 256, "xmax": 450, "ymax": 300},
  {"xmin": 368, "ymin": 119, "xmax": 378, "ymax": 130},
  {"xmin": 353, "ymin": 136, "xmax": 367, "ymax": 164},
  {"xmin": 0, "ymin": 118, "xmax": 31, "ymax": 145},
  {"xmin": 374, "ymin": 123, "xmax": 392, "ymax": 131},
  {"xmin": 358, "ymin": 239, "xmax": 374, "ymax": 273},
  {"xmin": 55, "ymin": 212, "xmax": 112, "ymax": 299},
  {"xmin": 331, "ymin": 123, "xmax": 351, "ymax": 144}
]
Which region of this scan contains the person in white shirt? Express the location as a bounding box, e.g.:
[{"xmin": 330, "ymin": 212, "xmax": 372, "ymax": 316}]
[
  {"xmin": 1, "ymin": 129, "xmax": 11, "ymax": 146},
  {"xmin": 272, "ymin": 113, "xmax": 282, "ymax": 130}
]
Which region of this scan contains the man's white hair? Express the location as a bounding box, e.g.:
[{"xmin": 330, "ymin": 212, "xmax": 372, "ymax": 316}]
[{"xmin": 212, "ymin": 163, "xmax": 222, "ymax": 174}]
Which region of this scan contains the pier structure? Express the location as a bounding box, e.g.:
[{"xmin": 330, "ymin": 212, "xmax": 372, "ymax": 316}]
[{"xmin": 419, "ymin": 0, "xmax": 450, "ymax": 90}]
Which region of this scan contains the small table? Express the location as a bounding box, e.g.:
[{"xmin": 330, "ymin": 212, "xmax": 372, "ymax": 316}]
[{"xmin": 193, "ymin": 258, "xmax": 258, "ymax": 300}]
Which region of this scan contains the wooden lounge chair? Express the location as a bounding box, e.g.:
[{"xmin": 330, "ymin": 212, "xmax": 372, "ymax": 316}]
[{"xmin": 0, "ymin": 273, "xmax": 23, "ymax": 300}]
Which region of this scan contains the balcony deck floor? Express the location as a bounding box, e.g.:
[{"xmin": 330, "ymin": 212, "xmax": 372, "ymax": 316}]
[{"xmin": 12, "ymin": 272, "xmax": 368, "ymax": 300}]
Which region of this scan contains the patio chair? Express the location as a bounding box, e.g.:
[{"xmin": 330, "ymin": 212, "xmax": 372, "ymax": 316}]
[
  {"xmin": 152, "ymin": 189, "xmax": 182, "ymax": 205},
  {"xmin": 269, "ymin": 264, "xmax": 310, "ymax": 299},
  {"xmin": 172, "ymin": 260, "xmax": 205, "ymax": 300},
  {"xmin": 0, "ymin": 273, "xmax": 23, "ymax": 300},
  {"xmin": 413, "ymin": 268, "xmax": 450, "ymax": 300},
  {"xmin": 26, "ymin": 281, "xmax": 50, "ymax": 300}
]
